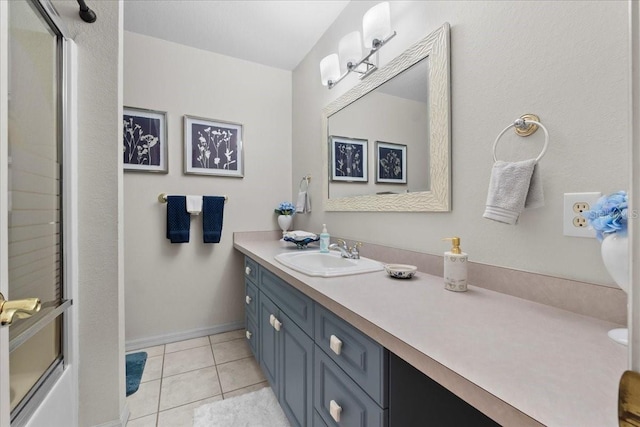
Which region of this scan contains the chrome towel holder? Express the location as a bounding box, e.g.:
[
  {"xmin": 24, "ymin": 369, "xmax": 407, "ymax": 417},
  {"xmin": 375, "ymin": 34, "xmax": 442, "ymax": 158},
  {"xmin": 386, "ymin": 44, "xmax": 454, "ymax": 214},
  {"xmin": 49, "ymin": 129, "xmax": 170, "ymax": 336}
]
[{"xmin": 492, "ymin": 114, "xmax": 549, "ymax": 162}]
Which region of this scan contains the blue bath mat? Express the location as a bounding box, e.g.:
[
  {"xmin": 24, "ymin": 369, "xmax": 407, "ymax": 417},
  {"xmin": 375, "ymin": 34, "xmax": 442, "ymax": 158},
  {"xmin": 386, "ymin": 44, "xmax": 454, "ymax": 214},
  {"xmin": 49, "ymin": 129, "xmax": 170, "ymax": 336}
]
[{"xmin": 126, "ymin": 351, "xmax": 147, "ymax": 397}]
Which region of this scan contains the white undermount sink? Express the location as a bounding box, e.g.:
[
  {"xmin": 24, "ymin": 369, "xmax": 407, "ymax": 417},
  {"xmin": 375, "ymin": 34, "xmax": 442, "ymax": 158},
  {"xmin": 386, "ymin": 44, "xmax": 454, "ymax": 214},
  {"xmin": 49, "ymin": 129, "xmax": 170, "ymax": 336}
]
[{"xmin": 274, "ymin": 250, "xmax": 384, "ymax": 277}]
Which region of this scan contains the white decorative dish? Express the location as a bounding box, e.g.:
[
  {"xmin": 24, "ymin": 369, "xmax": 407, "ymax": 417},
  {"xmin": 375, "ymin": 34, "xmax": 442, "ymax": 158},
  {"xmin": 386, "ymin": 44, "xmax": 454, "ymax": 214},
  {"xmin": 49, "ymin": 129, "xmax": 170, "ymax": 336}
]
[{"xmin": 384, "ymin": 264, "xmax": 417, "ymax": 279}]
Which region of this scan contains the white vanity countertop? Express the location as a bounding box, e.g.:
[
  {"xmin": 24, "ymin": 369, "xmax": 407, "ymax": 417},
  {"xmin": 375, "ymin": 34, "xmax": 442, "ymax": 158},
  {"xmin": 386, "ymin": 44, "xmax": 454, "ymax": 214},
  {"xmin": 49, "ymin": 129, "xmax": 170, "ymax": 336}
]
[{"xmin": 234, "ymin": 236, "xmax": 627, "ymax": 427}]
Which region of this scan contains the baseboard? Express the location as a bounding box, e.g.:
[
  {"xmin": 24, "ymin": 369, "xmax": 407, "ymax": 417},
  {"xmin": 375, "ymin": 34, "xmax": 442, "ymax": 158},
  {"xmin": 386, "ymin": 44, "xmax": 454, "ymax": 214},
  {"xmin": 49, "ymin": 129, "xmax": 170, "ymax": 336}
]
[
  {"xmin": 120, "ymin": 404, "xmax": 129, "ymax": 427},
  {"xmin": 125, "ymin": 321, "xmax": 245, "ymax": 352},
  {"xmin": 91, "ymin": 404, "xmax": 129, "ymax": 427}
]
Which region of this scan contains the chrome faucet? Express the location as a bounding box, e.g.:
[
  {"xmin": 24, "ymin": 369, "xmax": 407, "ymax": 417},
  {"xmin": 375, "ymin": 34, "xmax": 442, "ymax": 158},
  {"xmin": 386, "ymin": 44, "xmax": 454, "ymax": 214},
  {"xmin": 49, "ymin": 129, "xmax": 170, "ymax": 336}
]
[{"xmin": 328, "ymin": 239, "xmax": 362, "ymax": 259}]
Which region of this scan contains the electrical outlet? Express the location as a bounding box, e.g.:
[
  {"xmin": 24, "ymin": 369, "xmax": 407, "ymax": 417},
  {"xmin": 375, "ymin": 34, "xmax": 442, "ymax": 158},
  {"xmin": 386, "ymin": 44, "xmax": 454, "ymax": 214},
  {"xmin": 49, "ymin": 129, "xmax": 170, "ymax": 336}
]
[{"xmin": 563, "ymin": 192, "xmax": 601, "ymax": 238}]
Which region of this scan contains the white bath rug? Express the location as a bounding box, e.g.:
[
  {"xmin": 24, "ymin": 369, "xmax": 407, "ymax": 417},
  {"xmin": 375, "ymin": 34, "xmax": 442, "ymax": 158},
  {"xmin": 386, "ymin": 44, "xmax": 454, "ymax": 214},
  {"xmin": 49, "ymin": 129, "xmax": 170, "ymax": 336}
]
[{"xmin": 193, "ymin": 386, "xmax": 290, "ymax": 427}]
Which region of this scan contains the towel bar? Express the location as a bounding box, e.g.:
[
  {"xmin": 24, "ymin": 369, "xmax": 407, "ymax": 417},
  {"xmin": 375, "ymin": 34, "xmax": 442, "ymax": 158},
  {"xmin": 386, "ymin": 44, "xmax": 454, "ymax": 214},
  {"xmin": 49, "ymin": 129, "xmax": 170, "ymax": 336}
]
[{"xmin": 158, "ymin": 193, "xmax": 228, "ymax": 203}]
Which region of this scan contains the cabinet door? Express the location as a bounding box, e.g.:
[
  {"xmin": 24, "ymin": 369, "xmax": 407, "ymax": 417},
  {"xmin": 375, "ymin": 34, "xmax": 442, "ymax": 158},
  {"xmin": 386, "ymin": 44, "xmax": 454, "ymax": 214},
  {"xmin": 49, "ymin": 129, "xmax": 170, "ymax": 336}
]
[
  {"xmin": 279, "ymin": 312, "xmax": 313, "ymax": 427},
  {"xmin": 245, "ymin": 279, "xmax": 259, "ymax": 323},
  {"xmin": 245, "ymin": 314, "xmax": 259, "ymax": 360},
  {"xmin": 259, "ymin": 293, "xmax": 279, "ymax": 392}
]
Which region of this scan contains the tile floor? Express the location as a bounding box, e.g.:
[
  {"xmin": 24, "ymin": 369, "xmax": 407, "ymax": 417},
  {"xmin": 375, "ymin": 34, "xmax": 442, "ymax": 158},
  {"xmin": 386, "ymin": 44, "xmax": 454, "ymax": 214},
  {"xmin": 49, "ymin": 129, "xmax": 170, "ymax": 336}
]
[{"xmin": 126, "ymin": 329, "xmax": 268, "ymax": 426}]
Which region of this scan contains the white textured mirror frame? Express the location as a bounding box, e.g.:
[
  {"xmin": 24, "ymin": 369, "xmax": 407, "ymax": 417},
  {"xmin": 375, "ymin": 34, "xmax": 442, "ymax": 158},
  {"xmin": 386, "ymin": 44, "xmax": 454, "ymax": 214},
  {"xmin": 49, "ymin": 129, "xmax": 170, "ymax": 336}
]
[{"xmin": 323, "ymin": 23, "xmax": 451, "ymax": 212}]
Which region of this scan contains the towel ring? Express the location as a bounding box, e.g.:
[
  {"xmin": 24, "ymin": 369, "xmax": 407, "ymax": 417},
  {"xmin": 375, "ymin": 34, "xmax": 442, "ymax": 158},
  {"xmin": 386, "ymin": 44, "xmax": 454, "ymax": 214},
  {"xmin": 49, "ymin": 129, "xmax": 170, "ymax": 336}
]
[{"xmin": 492, "ymin": 118, "xmax": 549, "ymax": 163}]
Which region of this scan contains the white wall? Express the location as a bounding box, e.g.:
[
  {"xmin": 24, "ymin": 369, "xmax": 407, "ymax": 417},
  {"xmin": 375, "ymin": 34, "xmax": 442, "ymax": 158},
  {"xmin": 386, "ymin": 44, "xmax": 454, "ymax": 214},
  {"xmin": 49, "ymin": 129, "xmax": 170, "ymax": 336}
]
[
  {"xmin": 293, "ymin": 1, "xmax": 629, "ymax": 286},
  {"xmin": 51, "ymin": 0, "xmax": 125, "ymax": 425},
  {"xmin": 123, "ymin": 32, "xmax": 292, "ymax": 343}
]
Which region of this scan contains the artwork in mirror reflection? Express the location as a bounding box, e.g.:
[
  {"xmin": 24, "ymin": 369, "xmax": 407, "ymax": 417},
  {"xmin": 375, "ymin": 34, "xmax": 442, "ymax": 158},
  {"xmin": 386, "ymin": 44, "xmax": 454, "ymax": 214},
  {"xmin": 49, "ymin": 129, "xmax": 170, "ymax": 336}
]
[
  {"xmin": 330, "ymin": 136, "xmax": 368, "ymax": 182},
  {"xmin": 327, "ymin": 57, "xmax": 430, "ymax": 199},
  {"xmin": 376, "ymin": 141, "xmax": 407, "ymax": 184}
]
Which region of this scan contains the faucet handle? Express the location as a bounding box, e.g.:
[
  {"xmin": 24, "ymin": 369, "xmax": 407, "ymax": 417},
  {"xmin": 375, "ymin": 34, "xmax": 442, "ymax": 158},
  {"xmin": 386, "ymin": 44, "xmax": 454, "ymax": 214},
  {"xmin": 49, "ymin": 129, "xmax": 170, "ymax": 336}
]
[
  {"xmin": 350, "ymin": 242, "xmax": 362, "ymax": 259},
  {"xmin": 337, "ymin": 238, "xmax": 347, "ymax": 248}
]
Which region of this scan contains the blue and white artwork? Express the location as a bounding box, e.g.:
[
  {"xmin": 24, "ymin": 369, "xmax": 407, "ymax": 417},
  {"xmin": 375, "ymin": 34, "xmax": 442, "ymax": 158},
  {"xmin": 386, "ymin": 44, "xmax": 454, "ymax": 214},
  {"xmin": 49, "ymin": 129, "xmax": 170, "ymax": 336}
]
[
  {"xmin": 331, "ymin": 136, "xmax": 368, "ymax": 182},
  {"xmin": 123, "ymin": 108, "xmax": 167, "ymax": 173},
  {"xmin": 191, "ymin": 125, "xmax": 237, "ymax": 170},
  {"xmin": 184, "ymin": 116, "xmax": 244, "ymax": 177},
  {"xmin": 376, "ymin": 141, "xmax": 407, "ymax": 184}
]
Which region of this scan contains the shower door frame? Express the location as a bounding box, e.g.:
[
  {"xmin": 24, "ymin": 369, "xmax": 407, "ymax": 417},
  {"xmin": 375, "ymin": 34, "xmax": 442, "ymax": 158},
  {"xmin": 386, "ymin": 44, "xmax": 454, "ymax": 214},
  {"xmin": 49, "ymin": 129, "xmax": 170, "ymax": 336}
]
[{"xmin": 0, "ymin": 1, "xmax": 78, "ymax": 426}]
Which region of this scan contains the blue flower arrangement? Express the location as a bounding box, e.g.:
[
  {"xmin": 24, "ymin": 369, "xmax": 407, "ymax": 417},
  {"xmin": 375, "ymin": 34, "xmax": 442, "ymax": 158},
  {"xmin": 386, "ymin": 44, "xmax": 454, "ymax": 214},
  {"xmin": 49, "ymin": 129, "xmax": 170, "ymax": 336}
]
[
  {"xmin": 274, "ymin": 201, "xmax": 296, "ymax": 216},
  {"xmin": 583, "ymin": 191, "xmax": 628, "ymax": 241}
]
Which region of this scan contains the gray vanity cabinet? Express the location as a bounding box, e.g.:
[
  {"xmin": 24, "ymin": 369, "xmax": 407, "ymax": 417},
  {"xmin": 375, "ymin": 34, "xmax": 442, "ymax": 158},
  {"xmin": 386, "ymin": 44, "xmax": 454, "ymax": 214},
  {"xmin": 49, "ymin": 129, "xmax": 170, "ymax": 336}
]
[
  {"xmin": 251, "ymin": 260, "xmax": 314, "ymax": 427},
  {"xmin": 243, "ymin": 255, "xmax": 501, "ymax": 427}
]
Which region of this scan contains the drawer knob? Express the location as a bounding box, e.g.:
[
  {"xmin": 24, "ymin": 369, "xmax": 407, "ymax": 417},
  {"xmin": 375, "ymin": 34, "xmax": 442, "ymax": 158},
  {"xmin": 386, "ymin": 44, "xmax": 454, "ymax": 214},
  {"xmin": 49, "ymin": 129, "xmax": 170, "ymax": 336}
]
[
  {"xmin": 269, "ymin": 314, "xmax": 276, "ymax": 327},
  {"xmin": 245, "ymin": 295, "xmax": 252, "ymax": 305},
  {"xmin": 273, "ymin": 317, "xmax": 282, "ymax": 332},
  {"xmin": 330, "ymin": 334, "xmax": 343, "ymax": 355},
  {"xmin": 329, "ymin": 400, "xmax": 342, "ymax": 423},
  {"xmin": 246, "ymin": 330, "xmax": 252, "ymax": 339},
  {"xmin": 245, "ymin": 266, "xmax": 252, "ymax": 275}
]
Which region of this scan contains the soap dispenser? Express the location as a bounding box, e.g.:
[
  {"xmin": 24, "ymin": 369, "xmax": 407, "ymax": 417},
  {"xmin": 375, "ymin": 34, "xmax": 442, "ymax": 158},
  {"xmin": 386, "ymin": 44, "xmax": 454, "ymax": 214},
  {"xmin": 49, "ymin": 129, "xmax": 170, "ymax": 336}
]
[
  {"xmin": 443, "ymin": 237, "xmax": 468, "ymax": 292},
  {"xmin": 319, "ymin": 224, "xmax": 330, "ymax": 253}
]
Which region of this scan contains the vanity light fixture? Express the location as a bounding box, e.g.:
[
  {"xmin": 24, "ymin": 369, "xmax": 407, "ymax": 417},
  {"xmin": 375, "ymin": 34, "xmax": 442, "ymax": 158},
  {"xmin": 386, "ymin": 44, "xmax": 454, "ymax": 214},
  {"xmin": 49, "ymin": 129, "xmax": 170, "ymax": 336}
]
[{"xmin": 320, "ymin": 2, "xmax": 396, "ymax": 89}]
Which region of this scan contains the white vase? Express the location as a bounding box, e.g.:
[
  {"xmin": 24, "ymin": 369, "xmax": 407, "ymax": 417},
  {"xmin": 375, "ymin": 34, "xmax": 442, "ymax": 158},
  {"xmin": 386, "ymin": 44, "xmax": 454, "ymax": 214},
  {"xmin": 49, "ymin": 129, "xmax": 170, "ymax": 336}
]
[
  {"xmin": 600, "ymin": 233, "xmax": 629, "ymax": 345},
  {"xmin": 601, "ymin": 233, "xmax": 629, "ymax": 293},
  {"xmin": 277, "ymin": 215, "xmax": 293, "ymax": 237}
]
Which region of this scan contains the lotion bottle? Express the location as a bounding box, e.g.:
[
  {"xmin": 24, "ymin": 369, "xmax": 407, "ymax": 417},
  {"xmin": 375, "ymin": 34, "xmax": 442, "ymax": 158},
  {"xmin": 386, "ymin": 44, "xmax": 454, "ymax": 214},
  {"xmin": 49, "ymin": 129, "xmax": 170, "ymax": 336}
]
[
  {"xmin": 443, "ymin": 237, "xmax": 468, "ymax": 292},
  {"xmin": 319, "ymin": 224, "xmax": 330, "ymax": 253}
]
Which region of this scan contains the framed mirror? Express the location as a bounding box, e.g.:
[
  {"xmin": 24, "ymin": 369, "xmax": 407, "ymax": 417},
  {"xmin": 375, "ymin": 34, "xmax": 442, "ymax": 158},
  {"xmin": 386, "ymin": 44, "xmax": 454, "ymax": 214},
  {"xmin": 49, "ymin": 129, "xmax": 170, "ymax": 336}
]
[{"xmin": 323, "ymin": 23, "xmax": 450, "ymax": 212}]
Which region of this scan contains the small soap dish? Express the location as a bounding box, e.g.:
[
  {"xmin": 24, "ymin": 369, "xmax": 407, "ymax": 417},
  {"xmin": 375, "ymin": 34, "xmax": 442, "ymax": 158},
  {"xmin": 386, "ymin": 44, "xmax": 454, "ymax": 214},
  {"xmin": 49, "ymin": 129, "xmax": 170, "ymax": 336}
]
[{"xmin": 384, "ymin": 264, "xmax": 417, "ymax": 279}]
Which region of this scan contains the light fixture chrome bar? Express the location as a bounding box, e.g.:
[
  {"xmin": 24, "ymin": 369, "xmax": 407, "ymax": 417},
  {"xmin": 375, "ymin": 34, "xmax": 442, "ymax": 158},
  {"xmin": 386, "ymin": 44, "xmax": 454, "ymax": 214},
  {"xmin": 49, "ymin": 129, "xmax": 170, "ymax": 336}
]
[{"xmin": 328, "ymin": 31, "xmax": 397, "ymax": 89}]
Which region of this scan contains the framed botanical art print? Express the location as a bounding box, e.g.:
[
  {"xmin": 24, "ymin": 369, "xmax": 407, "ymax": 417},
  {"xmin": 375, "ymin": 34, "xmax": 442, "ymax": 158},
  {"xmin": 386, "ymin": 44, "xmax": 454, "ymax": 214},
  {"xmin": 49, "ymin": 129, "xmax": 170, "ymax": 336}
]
[
  {"xmin": 330, "ymin": 135, "xmax": 368, "ymax": 182},
  {"xmin": 123, "ymin": 107, "xmax": 168, "ymax": 173},
  {"xmin": 184, "ymin": 116, "xmax": 244, "ymax": 177},
  {"xmin": 376, "ymin": 141, "xmax": 407, "ymax": 184}
]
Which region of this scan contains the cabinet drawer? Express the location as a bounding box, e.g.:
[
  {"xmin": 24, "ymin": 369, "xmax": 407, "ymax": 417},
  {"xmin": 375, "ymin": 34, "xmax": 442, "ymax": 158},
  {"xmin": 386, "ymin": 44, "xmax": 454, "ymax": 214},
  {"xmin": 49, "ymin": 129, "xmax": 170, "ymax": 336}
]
[
  {"xmin": 260, "ymin": 268, "xmax": 314, "ymax": 337},
  {"xmin": 245, "ymin": 257, "xmax": 259, "ymax": 284},
  {"xmin": 314, "ymin": 346, "xmax": 387, "ymax": 427},
  {"xmin": 315, "ymin": 305, "xmax": 388, "ymax": 407},
  {"xmin": 245, "ymin": 279, "xmax": 259, "ymax": 322},
  {"xmin": 245, "ymin": 314, "xmax": 259, "ymax": 360}
]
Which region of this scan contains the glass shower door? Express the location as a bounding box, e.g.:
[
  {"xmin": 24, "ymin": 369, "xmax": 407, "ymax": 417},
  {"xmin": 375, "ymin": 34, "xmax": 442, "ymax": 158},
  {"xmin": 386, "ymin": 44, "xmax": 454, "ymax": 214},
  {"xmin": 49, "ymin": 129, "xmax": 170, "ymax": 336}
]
[{"xmin": 4, "ymin": 0, "xmax": 71, "ymax": 424}]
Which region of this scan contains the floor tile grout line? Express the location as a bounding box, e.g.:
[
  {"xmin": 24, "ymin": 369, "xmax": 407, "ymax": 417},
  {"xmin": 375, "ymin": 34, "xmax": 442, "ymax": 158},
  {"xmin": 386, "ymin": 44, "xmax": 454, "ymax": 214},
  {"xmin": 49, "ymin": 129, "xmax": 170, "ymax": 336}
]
[
  {"xmin": 223, "ymin": 379, "xmax": 268, "ymax": 397},
  {"xmin": 215, "ymin": 354, "xmax": 257, "ymax": 368},
  {"xmin": 156, "ymin": 390, "xmax": 224, "ymax": 416},
  {"xmin": 212, "ymin": 343, "xmax": 226, "ymax": 400},
  {"xmin": 155, "ymin": 392, "xmax": 224, "ymax": 418},
  {"xmin": 164, "ymin": 345, "xmax": 209, "ymax": 355},
  {"xmin": 160, "ymin": 360, "xmax": 217, "ymax": 380},
  {"xmin": 155, "ymin": 345, "xmax": 165, "ymax": 427}
]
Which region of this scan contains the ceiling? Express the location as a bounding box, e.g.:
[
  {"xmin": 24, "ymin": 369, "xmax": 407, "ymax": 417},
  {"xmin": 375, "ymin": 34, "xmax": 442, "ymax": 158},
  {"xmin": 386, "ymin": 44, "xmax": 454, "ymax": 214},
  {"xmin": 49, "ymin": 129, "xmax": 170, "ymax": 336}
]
[{"xmin": 123, "ymin": 0, "xmax": 350, "ymax": 71}]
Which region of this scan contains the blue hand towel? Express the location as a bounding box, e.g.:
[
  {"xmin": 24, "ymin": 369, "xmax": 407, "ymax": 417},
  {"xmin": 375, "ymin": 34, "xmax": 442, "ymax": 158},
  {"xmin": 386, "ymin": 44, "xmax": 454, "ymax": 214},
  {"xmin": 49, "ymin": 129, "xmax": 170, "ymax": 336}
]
[
  {"xmin": 166, "ymin": 196, "xmax": 190, "ymax": 243},
  {"xmin": 202, "ymin": 196, "xmax": 225, "ymax": 243}
]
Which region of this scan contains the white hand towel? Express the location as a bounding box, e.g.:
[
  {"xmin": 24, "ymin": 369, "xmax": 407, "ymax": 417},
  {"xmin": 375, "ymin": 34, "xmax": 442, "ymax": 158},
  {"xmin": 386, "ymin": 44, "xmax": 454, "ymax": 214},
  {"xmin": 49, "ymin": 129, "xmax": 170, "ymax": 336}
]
[
  {"xmin": 296, "ymin": 191, "xmax": 312, "ymax": 214},
  {"xmin": 186, "ymin": 195, "xmax": 203, "ymax": 215},
  {"xmin": 524, "ymin": 163, "xmax": 544, "ymax": 209},
  {"xmin": 483, "ymin": 159, "xmax": 544, "ymax": 225}
]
